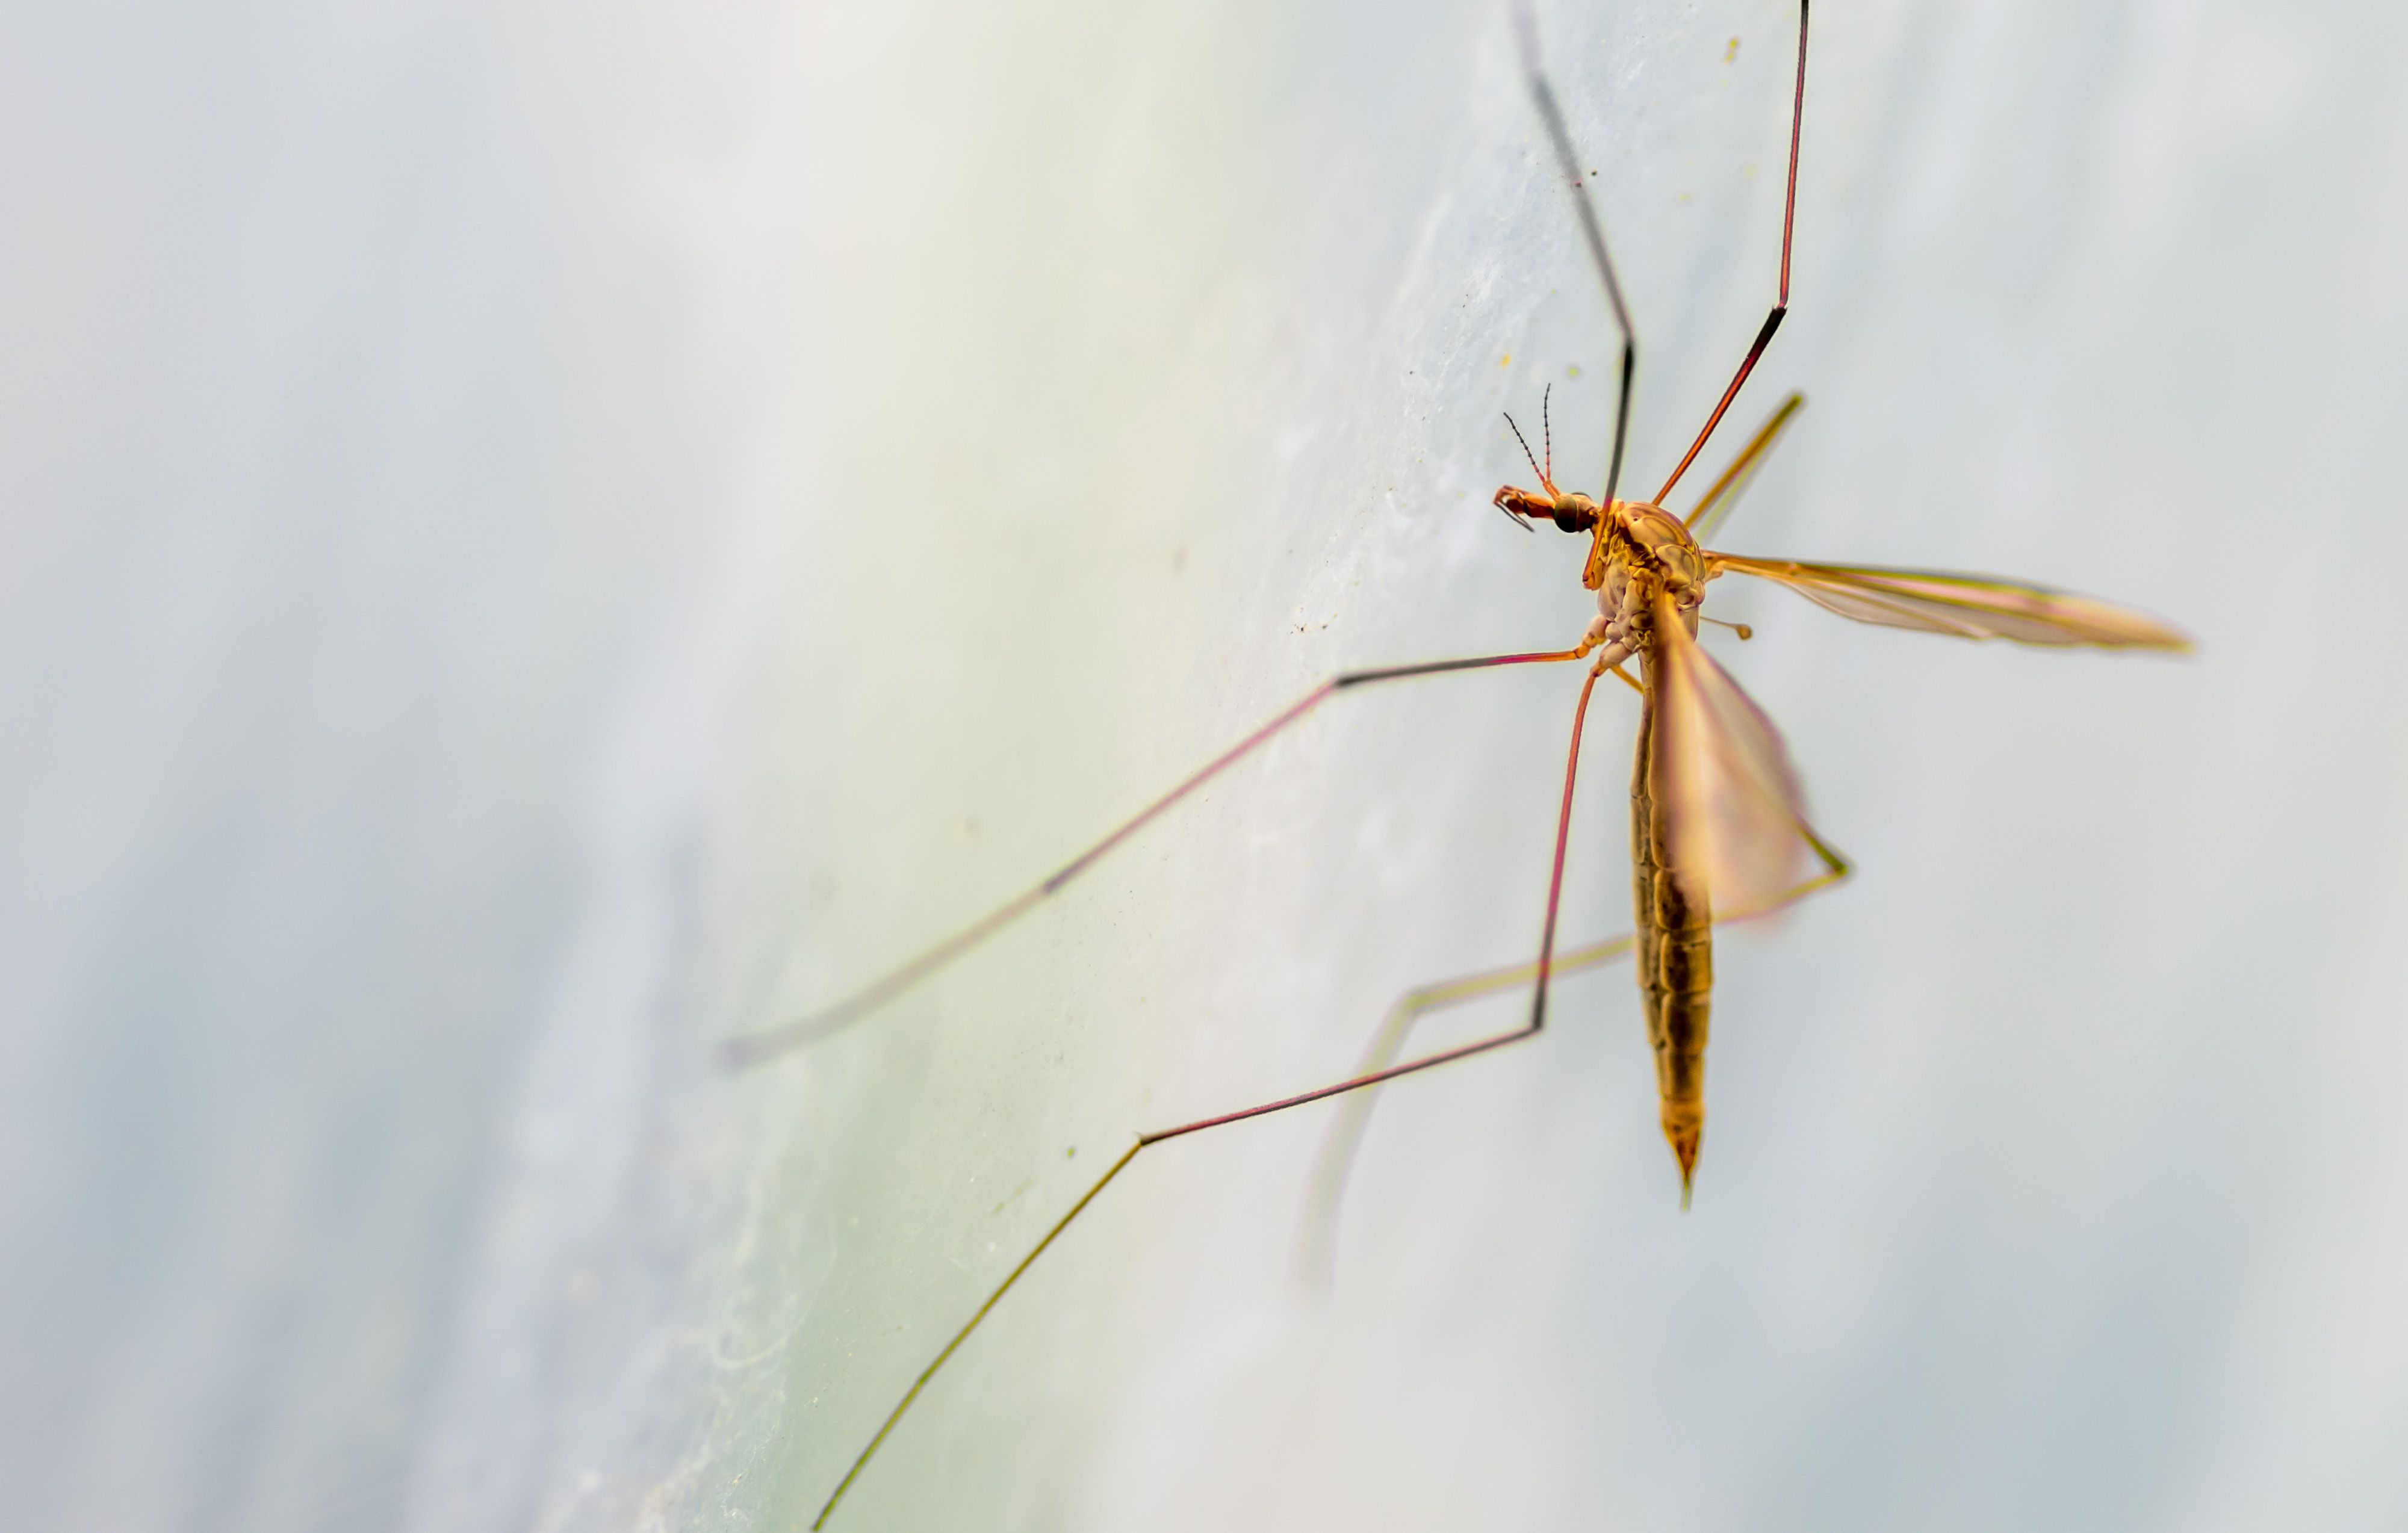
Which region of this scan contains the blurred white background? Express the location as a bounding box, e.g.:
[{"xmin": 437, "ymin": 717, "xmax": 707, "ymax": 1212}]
[{"xmin": 3, "ymin": 1, "xmax": 2404, "ymax": 1529}]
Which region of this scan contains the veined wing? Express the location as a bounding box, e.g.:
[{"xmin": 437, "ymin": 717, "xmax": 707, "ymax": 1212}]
[
  {"xmin": 1710, "ymin": 554, "xmax": 2193, "ymax": 649},
  {"xmin": 1647, "ymin": 592, "xmax": 1821, "ymax": 919}
]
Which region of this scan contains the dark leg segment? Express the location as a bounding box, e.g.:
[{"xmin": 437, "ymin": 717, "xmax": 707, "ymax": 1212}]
[
  {"xmin": 1512, "ymin": 2, "xmax": 1639, "ymax": 509},
  {"xmin": 1653, "ymin": 1, "xmax": 1811, "ymax": 506},
  {"xmin": 808, "ymin": 661, "xmax": 1613, "ymax": 1528},
  {"xmin": 1299, "ymin": 813, "xmax": 1852, "ymax": 1278},
  {"xmin": 1296, "ymin": 929, "xmax": 1637, "ymax": 1289}
]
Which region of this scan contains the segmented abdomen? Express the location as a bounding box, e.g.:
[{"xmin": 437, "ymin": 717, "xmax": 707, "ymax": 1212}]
[{"xmin": 1631, "ymin": 699, "xmax": 1711, "ymax": 1171}]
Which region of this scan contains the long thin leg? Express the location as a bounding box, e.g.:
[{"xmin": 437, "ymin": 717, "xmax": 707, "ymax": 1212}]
[
  {"xmin": 1296, "ymin": 823, "xmax": 1852, "ymax": 1287},
  {"xmin": 1686, "ymin": 390, "xmax": 1805, "ymax": 542},
  {"xmin": 808, "ymin": 661, "xmax": 1612, "ymax": 1529},
  {"xmin": 1295, "ymin": 930, "xmax": 1636, "ymax": 1290},
  {"xmin": 722, "ymin": 646, "xmax": 1584, "ymax": 1068},
  {"xmin": 1652, "ymin": 0, "xmax": 1811, "ymax": 506},
  {"xmin": 1513, "ymin": 2, "xmax": 1639, "ymax": 509},
  {"xmin": 1528, "ymin": 663, "xmax": 1606, "ymax": 1032}
]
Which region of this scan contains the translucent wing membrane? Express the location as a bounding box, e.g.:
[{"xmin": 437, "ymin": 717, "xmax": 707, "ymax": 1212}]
[
  {"xmin": 1711, "ymin": 555, "xmax": 2193, "ymax": 649},
  {"xmin": 1647, "ymin": 593, "xmax": 1820, "ymax": 918}
]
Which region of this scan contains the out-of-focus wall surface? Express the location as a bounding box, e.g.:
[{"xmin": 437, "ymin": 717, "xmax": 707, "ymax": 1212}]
[{"xmin": 2, "ymin": 1, "xmax": 2403, "ymax": 1529}]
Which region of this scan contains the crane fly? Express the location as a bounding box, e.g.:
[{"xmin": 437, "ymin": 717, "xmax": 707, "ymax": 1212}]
[{"xmin": 724, "ymin": 1, "xmax": 2191, "ymax": 1523}]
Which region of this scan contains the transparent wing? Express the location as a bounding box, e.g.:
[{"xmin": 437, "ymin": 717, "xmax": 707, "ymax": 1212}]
[
  {"xmin": 1648, "ymin": 593, "xmax": 1820, "ymax": 918},
  {"xmin": 1710, "ymin": 555, "xmax": 2193, "ymax": 649},
  {"xmin": 1686, "ymin": 391, "xmax": 1805, "ymax": 544}
]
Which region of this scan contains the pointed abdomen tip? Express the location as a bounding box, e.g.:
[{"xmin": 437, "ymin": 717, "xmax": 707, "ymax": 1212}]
[{"xmin": 1662, "ymin": 1112, "xmax": 1703, "ymax": 1210}]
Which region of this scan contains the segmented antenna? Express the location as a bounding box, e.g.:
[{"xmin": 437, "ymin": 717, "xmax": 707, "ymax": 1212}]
[
  {"xmin": 1541, "ymin": 381, "xmax": 1554, "ymax": 483},
  {"xmin": 1498, "ymin": 411, "xmax": 1545, "ymax": 528}
]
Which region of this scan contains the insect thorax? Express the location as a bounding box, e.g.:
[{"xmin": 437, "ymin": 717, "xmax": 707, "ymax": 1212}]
[{"xmin": 1587, "ymin": 501, "xmax": 1707, "ymax": 659}]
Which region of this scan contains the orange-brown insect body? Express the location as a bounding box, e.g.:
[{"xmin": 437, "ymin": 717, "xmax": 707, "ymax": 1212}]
[
  {"xmin": 1495, "ymin": 485, "xmax": 1712, "ymax": 658},
  {"xmin": 1586, "ymin": 500, "xmax": 1710, "ymax": 655},
  {"xmin": 1630, "ymin": 697, "xmax": 1709, "ymax": 1200},
  {"xmin": 1497, "ymin": 479, "xmax": 1720, "ymax": 1192}
]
